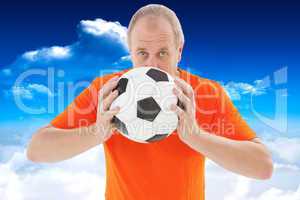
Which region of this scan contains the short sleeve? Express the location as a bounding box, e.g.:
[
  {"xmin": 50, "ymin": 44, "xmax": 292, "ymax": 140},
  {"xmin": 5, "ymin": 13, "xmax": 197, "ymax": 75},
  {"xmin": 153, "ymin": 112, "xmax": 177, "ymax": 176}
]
[
  {"xmin": 202, "ymin": 82, "xmax": 256, "ymax": 141},
  {"xmin": 50, "ymin": 78, "xmax": 99, "ymax": 129}
]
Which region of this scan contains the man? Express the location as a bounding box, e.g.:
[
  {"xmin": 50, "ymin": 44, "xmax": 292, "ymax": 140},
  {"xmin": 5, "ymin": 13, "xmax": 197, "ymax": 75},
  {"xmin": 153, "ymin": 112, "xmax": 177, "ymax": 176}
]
[{"xmin": 27, "ymin": 4, "xmax": 273, "ymax": 200}]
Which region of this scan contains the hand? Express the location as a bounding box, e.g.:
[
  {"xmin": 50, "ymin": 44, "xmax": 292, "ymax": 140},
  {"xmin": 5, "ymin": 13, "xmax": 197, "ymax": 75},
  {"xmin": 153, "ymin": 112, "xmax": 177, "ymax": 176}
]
[
  {"xmin": 96, "ymin": 76, "xmax": 121, "ymax": 143},
  {"xmin": 170, "ymin": 77, "xmax": 199, "ymax": 143}
]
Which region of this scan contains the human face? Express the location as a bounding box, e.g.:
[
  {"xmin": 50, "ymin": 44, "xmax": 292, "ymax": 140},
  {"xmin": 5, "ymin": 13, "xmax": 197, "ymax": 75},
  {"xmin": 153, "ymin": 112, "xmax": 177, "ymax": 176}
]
[{"xmin": 129, "ymin": 16, "xmax": 183, "ymax": 77}]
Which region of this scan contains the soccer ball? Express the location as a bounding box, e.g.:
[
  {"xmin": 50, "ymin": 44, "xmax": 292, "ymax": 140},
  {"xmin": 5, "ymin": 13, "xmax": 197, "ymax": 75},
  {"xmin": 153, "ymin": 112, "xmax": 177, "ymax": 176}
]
[{"xmin": 110, "ymin": 67, "xmax": 179, "ymax": 143}]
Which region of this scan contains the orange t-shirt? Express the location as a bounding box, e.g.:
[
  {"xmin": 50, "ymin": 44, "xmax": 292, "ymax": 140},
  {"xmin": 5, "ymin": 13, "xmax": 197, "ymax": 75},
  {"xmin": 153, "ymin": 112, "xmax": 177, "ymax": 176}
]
[{"xmin": 51, "ymin": 67, "xmax": 256, "ymax": 200}]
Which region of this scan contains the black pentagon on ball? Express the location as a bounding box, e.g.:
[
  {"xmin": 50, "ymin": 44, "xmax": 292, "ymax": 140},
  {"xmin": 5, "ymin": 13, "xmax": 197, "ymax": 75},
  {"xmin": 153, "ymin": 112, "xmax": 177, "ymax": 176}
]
[
  {"xmin": 146, "ymin": 134, "xmax": 169, "ymax": 142},
  {"xmin": 113, "ymin": 78, "xmax": 128, "ymax": 96},
  {"xmin": 146, "ymin": 68, "xmax": 169, "ymax": 82},
  {"xmin": 137, "ymin": 97, "xmax": 161, "ymax": 122},
  {"xmin": 111, "ymin": 116, "xmax": 128, "ymax": 135}
]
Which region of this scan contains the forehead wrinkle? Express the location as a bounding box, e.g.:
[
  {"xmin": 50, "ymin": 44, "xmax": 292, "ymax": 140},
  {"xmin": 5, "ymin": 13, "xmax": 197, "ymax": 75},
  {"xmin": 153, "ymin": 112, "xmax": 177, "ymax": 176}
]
[
  {"xmin": 135, "ymin": 42, "xmax": 170, "ymax": 51},
  {"xmin": 133, "ymin": 33, "xmax": 173, "ymax": 51},
  {"xmin": 136, "ymin": 37, "xmax": 171, "ymax": 47},
  {"xmin": 137, "ymin": 39, "xmax": 169, "ymax": 44},
  {"xmin": 136, "ymin": 32, "xmax": 171, "ymax": 40}
]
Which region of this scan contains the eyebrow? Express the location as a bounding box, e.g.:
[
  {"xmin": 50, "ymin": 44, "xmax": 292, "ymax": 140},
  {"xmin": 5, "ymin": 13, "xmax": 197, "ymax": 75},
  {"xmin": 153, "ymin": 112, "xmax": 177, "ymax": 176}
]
[
  {"xmin": 136, "ymin": 47, "xmax": 147, "ymax": 51},
  {"xmin": 159, "ymin": 47, "xmax": 169, "ymax": 51},
  {"xmin": 135, "ymin": 47, "xmax": 169, "ymax": 51}
]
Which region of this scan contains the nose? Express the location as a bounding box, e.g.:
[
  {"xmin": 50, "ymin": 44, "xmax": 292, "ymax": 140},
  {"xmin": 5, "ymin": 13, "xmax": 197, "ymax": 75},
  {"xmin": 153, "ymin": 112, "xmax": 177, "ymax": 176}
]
[{"xmin": 144, "ymin": 55, "xmax": 159, "ymax": 68}]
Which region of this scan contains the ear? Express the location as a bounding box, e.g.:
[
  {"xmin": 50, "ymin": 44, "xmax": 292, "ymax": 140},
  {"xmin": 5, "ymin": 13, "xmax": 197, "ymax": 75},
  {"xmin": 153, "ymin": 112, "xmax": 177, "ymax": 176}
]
[{"xmin": 177, "ymin": 43, "xmax": 184, "ymax": 63}]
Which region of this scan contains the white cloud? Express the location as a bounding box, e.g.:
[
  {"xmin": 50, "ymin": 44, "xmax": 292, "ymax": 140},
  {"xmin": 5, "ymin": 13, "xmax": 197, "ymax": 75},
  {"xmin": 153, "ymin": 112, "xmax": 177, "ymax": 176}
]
[
  {"xmin": 266, "ymin": 137, "xmax": 300, "ymax": 164},
  {"xmin": 225, "ymin": 183, "xmax": 300, "ymax": 200},
  {"xmin": 80, "ymin": 18, "xmax": 127, "ymax": 46},
  {"xmin": 224, "ymin": 179, "xmax": 300, "ymax": 200},
  {"xmin": 0, "ymin": 145, "xmax": 106, "ymax": 200},
  {"xmin": 224, "ymin": 177, "xmax": 251, "ymax": 200},
  {"xmin": 224, "ymin": 80, "xmax": 267, "ymax": 101},
  {"xmin": 1, "ymin": 140, "xmax": 300, "ymax": 200},
  {"xmin": 206, "ymin": 160, "xmax": 300, "ymax": 200},
  {"xmin": 0, "ymin": 145, "xmax": 23, "ymax": 163},
  {"xmin": 2, "ymin": 18, "xmax": 130, "ymax": 88},
  {"xmin": 0, "ymin": 117, "xmax": 56, "ymax": 155},
  {"xmin": 0, "ymin": 165, "xmax": 105, "ymax": 200},
  {"xmin": 27, "ymin": 84, "xmax": 54, "ymax": 97},
  {"xmin": 224, "ymin": 85, "xmax": 241, "ymax": 100},
  {"xmin": 275, "ymin": 163, "xmax": 300, "ymax": 171},
  {"xmin": 11, "ymin": 83, "xmax": 53, "ymax": 99},
  {"xmin": 112, "ymin": 54, "xmax": 131, "ymax": 66},
  {"xmin": 12, "ymin": 86, "xmax": 33, "ymax": 100},
  {"xmin": 22, "ymin": 50, "xmax": 38, "ymax": 61},
  {"xmin": 22, "ymin": 46, "xmax": 71, "ymax": 61},
  {"xmin": 119, "ymin": 55, "xmax": 131, "ymax": 62},
  {"xmin": 206, "ymin": 136, "xmax": 300, "ymax": 200},
  {"xmin": 251, "ymin": 186, "xmax": 300, "ymax": 200}
]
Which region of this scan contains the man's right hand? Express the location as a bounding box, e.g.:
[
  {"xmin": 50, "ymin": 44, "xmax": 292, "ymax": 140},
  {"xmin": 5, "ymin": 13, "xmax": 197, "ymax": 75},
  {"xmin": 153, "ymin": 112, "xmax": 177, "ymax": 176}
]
[
  {"xmin": 95, "ymin": 76, "xmax": 121, "ymax": 143},
  {"xmin": 26, "ymin": 76, "xmax": 121, "ymax": 163}
]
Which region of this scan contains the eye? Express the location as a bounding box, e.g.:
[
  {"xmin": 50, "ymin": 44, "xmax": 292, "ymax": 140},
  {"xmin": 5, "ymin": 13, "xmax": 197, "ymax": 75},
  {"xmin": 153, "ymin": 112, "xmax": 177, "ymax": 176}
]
[
  {"xmin": 159, "ymin": 51, "xmax": 168, "ymax": 57},
  {"xmin": 137, "ymin": 51, "xmax": 148, "ymax": 57}
]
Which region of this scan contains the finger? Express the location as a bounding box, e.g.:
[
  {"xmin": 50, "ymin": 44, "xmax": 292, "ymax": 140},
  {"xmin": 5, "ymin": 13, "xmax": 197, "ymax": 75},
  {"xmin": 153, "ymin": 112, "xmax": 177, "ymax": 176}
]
[
  {"xmin": 109, "ymin": 76, "xmax": 119, "ymax": 81},
  {"xmin": 173, "ymin": 86, "xmax": 190, "ymax": 111},
  {"xmin": 102, "ymin": 90, "xmax": 119, "ymax": 111},
  {"xmin": 98, "ymin": 91, "xmax": 106, "ymax": 114},
  {"xmin": 170, "ymin": 104, "xmax": 184, "ymax": 120},
  {"xmin": 98, "ymin": 77, "xmax": 119, "ymax": 113},
  {"xmin": 98, "ymin": 76, "xmax": 119, "ymax": 101},
  {"xmin": 174, "ymin": 77, "xmax": 194, "ymax": 99},
  {"xmin": 177, "ymin": 99, "xmax": 185, "ymax": 111},
  {"xmin": 104, "ymin": 106, "xmax": 121, "ymax": 120}
]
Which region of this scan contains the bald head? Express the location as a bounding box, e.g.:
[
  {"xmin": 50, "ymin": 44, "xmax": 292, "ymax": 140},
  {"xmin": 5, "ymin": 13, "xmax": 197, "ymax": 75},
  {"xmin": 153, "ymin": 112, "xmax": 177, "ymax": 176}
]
[{"xmin": 127, "ymin": 4, "xmax": 185, "ymax": 49}]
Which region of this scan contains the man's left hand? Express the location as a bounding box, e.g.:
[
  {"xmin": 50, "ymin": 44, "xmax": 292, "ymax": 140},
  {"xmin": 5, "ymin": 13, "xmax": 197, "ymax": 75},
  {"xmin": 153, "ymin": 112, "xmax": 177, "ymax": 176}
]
[{"xmin": 171, "ymin": 77, "xmax": 199, "ymax": 143}]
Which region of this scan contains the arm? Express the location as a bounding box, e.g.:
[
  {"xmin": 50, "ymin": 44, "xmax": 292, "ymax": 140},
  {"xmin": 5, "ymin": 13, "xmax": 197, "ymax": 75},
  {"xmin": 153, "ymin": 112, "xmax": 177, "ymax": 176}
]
[
  {"xmin": 27, "ymin": 76, "xmax": 120, "ymax": 163},
  {"xmin": 171, "ymin": 77, "xmax": 273, "ymax": 180},
  {"xmin": 27, "ymin": 124, "xmax": 102, "ymax": 163},
  {"xmin": 184, "ymin": 128, "xmax": 273, "ymax": 180}
]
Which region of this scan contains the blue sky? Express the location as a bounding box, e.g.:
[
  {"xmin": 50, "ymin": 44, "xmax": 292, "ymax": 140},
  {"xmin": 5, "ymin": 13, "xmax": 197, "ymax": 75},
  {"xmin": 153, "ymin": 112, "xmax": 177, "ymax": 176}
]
[
  {"xmin": 1, "ymin": 0, "xmax": 298, "ymax": 132},
  {"xmin": 0, "ymin": 1, "xmax": 300, "ymax": 199}
]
